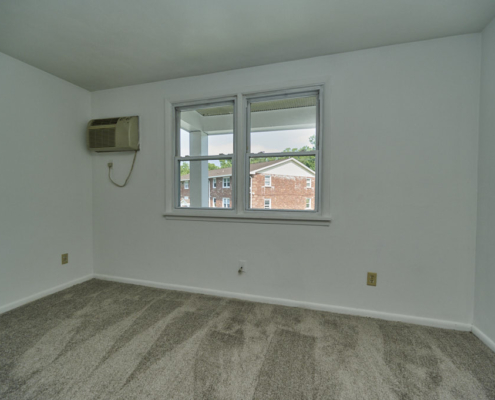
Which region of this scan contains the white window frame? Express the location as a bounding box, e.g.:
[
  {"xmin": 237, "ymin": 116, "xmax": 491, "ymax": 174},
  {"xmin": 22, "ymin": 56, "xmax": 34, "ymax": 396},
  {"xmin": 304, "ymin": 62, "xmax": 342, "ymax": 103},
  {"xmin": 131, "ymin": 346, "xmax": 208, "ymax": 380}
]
[
  {"xmin": 184, "ymin": 180, "xmax": 189, "ymax": 189},
  {"xmin": 212, "ymin": 197, "xmax": 216, "ymax": 207},
  {"xmin": 264, "ymin": 175, "xmax": 271, "ymax": 187},
  {"xmin": 213, "ymin": 178, "xmax": 217, "ymax": 188},
  {"xmin": 306, "ymin": 178, "xmax": 311, "ymax": 188},
  {"xmin": 245, "ymin": 89, "xmax": 322, "ymax": 214},
  {"xmin": 173, "ymin": 98, "xmax": 236, "ymax": 211},
  {"xmin": 306, "ymin": 198, "xmax": 311, "ymax": 209},
  {"xmin": 223, "ymin": 177, "xmax": 231, "ymax": 188},
  {"xmin": 264, "ymin": 199, "xmax": 271, "ymax": 209},
  {"xmin": 165, "ymin": 84, "xmax": 329, "ymax": 226},
  {"xmin": 223, "ymin": 197, "xmax": 230, "ymax": 208}
]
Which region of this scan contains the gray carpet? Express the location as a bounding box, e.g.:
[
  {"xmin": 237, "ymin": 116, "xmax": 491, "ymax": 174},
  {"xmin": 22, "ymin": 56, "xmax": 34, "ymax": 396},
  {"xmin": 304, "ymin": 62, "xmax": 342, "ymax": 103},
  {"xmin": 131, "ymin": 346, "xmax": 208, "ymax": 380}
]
[{"xmin": 1, "ymin": 279, "xmax": 494, "ymax": 400}]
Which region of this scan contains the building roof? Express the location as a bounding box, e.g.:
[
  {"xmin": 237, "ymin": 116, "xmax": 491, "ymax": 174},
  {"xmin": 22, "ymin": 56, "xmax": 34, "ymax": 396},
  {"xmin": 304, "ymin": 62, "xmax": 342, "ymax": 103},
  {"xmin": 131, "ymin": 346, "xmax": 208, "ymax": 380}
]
[{"xmin": 181, "ymin": 158, "xmax": 312, "ymax": 180}]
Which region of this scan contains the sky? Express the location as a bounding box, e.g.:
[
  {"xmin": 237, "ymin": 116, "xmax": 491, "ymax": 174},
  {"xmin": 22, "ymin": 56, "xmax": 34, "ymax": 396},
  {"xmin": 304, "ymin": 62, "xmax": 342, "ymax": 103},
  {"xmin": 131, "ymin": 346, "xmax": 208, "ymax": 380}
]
[{"xmin": 180, "ymin": 128, "xmax": 315, "ymax": 166}]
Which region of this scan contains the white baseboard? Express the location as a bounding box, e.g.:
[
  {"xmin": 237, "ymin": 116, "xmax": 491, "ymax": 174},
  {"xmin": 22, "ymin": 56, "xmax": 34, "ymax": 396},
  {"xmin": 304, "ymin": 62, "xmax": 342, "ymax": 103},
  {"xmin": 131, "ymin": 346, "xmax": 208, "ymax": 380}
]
[
  {"xmin": 0, "ymin": 274, "xmax": 95, "ymax": 315},
  {"xmin": 94, "ymin": 274, "xmax": 472, "ymax": 332},
  {"xmin": 472, "ymin": 325, "xmax": 495, "ymax": 353}
]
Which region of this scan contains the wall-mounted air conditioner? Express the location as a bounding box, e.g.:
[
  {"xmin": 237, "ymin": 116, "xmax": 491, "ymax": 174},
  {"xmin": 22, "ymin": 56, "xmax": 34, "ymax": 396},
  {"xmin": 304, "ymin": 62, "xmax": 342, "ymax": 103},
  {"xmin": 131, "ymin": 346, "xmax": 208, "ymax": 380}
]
[{"xmin": 87, "ymin": 116, "xmax": 139, "ymax": 152}]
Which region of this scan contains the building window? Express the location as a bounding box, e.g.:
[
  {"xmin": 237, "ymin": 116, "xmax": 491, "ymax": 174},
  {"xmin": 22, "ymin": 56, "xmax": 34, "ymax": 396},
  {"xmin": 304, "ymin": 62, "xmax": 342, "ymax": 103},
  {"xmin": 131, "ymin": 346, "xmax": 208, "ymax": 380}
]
[
  {"xmin": 264, "ymin": 175, "xmax": 271, "ymax": 187},
  {"xmin": 171, "ymin": 86, "xmax": 323, "ymax": 220},
  {"xmin": 247, "ymin": 90, "xmax": 319, "ymax": 212},
  {"xmin": 175, "ymin": 100, "xmax": 234, "ymax": 208}
]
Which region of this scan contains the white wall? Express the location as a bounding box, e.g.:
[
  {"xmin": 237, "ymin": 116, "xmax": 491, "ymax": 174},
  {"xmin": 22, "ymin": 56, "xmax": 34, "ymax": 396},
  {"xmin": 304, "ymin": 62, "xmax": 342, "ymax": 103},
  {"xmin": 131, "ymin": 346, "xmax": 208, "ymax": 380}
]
[
  {"xmin": 91, "ymin": 34, "xmax": 481, "ymax": 327},
  {"xmin": 0, "ymin": 52, "xmax": 93, "ymax": 310},
  {"xmin": 474, "ymin": 17, "xmax": 495, "ymax": 345}
]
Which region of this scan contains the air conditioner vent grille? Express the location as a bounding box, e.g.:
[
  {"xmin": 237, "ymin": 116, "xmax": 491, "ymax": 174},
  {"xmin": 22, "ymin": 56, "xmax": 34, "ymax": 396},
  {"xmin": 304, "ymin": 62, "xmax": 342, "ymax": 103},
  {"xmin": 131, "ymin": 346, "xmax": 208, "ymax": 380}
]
[
  {"xmin": 89, "ymin": 128, "xmax": 116, "ymax": 148},
  {"xmin": 91, "ymin": 118, "xmax": 119, "ymax": 126}
]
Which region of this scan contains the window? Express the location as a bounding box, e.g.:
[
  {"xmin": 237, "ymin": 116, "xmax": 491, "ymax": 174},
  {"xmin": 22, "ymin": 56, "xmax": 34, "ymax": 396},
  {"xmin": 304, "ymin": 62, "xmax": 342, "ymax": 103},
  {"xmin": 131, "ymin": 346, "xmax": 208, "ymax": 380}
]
[
  {"xmin": 264, "ymin": 175, "xmax": 271, "ymax": 187},
  {"xmin": 247, "ymin": 90, "xmax": 319, "ymax": 212},
  {"xmin": 170, "ymin": 86, "xmax": 324, "ymax": 222},
  {"xmin": 175, "ymin": 100, "xmax": 234, "ymax": 208}
]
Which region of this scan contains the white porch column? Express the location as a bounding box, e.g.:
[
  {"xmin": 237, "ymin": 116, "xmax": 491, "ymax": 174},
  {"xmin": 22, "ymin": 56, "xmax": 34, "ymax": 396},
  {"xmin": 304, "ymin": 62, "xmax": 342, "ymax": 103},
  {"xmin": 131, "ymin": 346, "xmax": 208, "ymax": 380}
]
[{"xmin": 189, "ymin": 130, "xmax": 209, "ymax": 207}]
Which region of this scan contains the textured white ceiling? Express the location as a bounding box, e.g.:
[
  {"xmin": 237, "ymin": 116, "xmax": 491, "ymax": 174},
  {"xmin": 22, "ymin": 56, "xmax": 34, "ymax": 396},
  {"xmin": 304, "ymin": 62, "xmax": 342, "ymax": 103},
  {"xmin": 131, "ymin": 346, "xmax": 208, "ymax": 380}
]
[{"xmin": 1, "ymin": 0, "xmax": 494, "ymax": 91}]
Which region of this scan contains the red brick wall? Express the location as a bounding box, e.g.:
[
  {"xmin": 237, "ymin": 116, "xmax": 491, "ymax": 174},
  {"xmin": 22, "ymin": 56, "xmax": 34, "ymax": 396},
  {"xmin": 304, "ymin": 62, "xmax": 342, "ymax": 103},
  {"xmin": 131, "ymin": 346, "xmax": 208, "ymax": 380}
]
[
  {"xmin": 180, "ymin": 174, "xmax": 315, "ymax": 210},
  {"xmin": 180, "ymin": 178, "xmax": 233, "ymax": 208},
  {"xmin": 209, "ymin": 177, "xmax": 232, "ymax": 208},
  {"xmin": 250, "ymin": 174, "xmax": 315, "ymax": 210}
]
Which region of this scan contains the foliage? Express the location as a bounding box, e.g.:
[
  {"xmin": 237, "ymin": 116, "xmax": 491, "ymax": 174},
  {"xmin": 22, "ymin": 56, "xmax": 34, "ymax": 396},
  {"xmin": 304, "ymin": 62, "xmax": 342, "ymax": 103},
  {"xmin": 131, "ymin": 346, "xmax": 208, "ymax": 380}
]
[
  {"xmin": 180, "ymin": 163, "xmax": 190, "ymax": 176},
  {"xmin": 250, "ymin": 135, "xmax": 316, "ymax": 171},
  {"xmin": 180, "ymin": 135, "xmax": 316, "ymax": 176},
  {"xmin": 180, "ymin": 162, "xmax": 219, "ymax": 176},
  {"xmin": 219, "ymin": 159, "xmax": 233, "ymax": 169}
]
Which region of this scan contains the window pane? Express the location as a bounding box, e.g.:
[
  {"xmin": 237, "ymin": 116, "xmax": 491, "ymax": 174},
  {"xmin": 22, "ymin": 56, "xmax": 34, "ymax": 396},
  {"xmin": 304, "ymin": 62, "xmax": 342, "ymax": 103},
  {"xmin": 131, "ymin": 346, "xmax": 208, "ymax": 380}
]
[
  {"xmin": 179, "ymin": 103, "xmax": 234, "ymax": 157},
  {"xmin": 248, "ymin": 156, "xmax": 316, "ymax": 211},
  {"xmin": 179, "ymin": 159, "xmax": 233, "ymax": 208},
  {"xmin": 250, "ymin": 95, "xmax": 317, "ymax": 154}
]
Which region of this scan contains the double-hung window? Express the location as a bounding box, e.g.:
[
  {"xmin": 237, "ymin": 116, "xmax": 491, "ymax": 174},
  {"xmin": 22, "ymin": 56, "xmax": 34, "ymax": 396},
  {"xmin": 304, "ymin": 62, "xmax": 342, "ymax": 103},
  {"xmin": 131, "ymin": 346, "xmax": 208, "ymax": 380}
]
[
  {"xmin": 246, "ymin": 89, "xmax": 320, "ymax": 212},
  {"xmin": 264, "ymin": 175, "xmax": 271, "ymax": 187},
  {"xmin": 175, "ymin": 100, "xmax": 234, "ymax": 209},
  {"xmin": 170, "ymin": 86, "xmax": 324, "ymax": 223}
]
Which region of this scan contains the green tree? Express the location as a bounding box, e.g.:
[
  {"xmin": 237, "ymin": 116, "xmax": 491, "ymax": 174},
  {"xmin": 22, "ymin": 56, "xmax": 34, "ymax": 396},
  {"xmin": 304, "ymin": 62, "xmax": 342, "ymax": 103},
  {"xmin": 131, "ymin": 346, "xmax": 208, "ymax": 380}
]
[
  {"xmin": 219, "ymin": 159, "xmax": 233, "ymax": 169},
  {"xmin": 250, "ymin": 135, "xmax": 316, "ymax": 171},
  {"xmin": 180, "ymin": 163, "xmax": 190, "ymax": 176}
]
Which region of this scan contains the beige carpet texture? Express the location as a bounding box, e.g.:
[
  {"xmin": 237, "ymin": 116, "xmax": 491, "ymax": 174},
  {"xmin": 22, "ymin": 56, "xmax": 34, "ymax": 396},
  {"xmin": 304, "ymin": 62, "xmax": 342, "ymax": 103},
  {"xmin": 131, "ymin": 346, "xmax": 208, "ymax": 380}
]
[{"xmin": 1, "ymin": 279, "xmax": 494, "ymax": 400}]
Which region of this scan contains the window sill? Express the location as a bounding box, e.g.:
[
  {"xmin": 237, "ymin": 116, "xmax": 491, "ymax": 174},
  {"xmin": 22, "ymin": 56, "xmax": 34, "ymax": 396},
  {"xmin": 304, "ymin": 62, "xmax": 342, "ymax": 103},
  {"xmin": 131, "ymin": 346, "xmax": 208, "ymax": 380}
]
[{"xmin": 163, "ymin": 212, "xmax": 331, "ymax": 226}]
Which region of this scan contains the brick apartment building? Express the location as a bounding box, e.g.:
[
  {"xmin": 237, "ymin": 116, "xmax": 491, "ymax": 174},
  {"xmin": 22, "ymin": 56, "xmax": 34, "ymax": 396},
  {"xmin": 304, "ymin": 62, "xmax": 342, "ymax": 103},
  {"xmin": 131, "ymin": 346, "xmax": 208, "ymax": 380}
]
[{"xmin": 180, "ymin": 158, "xmax": 315, "ymax": 210}]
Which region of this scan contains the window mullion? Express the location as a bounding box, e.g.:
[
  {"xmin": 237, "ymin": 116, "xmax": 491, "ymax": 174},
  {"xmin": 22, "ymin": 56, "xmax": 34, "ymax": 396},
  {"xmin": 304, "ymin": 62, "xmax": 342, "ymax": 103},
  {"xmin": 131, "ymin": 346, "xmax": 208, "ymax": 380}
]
[{"xmin": 235, "ymin": 93, "xmax": 246, "ymax": 215}]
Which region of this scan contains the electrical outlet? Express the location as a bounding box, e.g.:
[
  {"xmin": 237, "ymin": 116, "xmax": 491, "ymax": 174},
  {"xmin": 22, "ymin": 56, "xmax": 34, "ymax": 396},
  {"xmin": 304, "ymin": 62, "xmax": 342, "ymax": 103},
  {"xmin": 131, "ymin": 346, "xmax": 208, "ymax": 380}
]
[
  {"xmin": 367, "ymin": 272, "xmax": 377, "ymax": 286},
  {"xmin": 238, "ymin": 260, "xmax": 247, "ymax": 274},
  {"xmin": 61, "ymin": 253, "xmax": 69, "ymax": 265},
  {"xmin": 107, "ymin": 161, "xmax": 113, "ymax": 168}
]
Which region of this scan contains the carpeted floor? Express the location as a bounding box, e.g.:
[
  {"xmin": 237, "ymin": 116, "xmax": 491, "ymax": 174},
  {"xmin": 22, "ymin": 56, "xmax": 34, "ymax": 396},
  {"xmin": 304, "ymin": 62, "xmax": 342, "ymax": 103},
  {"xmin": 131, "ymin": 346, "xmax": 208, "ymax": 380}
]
[{"xmin": 1, "ymin": 279, "xmax": 494, "ymax": 399}]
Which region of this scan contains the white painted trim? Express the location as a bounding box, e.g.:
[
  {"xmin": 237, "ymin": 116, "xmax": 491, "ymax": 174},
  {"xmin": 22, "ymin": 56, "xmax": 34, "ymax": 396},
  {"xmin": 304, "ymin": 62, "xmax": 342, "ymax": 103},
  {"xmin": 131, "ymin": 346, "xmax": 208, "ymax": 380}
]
[
  {"xmin": 0, "ymin": 274, "xmax": 95, "ymax": 315},
  {"xmin": 472, "ymin": 325, "xmax": 495, "ymax": 353},
  {"xmin": 94, "ymin": 274, "xmax": 471, "ymax": 332},
  {"xmin": 164, "ymin": 213, "xmax": 330, "ymax": 226}
]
